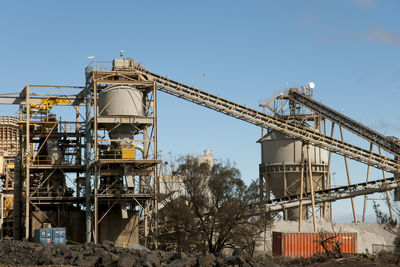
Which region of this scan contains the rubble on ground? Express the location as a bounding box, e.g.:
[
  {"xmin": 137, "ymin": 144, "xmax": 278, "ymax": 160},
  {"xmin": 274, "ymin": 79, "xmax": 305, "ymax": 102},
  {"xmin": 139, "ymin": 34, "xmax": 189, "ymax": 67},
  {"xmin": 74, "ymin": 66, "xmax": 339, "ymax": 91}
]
[{"xmin": 0, "ymin": 239, "xmax": 398, "ymax": 266}]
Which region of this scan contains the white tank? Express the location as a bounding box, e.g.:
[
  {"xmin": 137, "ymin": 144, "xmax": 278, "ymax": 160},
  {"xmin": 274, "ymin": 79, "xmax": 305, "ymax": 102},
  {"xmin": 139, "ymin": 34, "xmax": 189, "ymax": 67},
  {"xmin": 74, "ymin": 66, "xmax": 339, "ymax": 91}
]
[
  {"xmin": 194, "ymin": 149, "xmax": 214, "ymax": 168},
  {"xmin": 260, "ymin": 131, "xmax": 327, "ymax": 165},
  {"xmin": 99, "ymin": 85, "xmax": 144, "ymax": 140},
  {"xmin": 258, "ymin": 130, "xmax": 328, "ymax": 221},
  {"xmin": 99, "ymin": 85, "xmax": 144, "ymax": 117}
]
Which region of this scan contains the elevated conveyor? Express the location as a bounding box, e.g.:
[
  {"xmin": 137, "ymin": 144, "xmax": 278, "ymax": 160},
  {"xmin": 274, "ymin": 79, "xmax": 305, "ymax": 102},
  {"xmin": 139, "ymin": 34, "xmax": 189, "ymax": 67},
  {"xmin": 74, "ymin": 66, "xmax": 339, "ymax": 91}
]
[
  {"xmin": 265, "ymin": 176, "xmax": 399, "ymax": 212},
  {"xmin": 134, "ymin": 67, "xmax": 399, "ymax": 172},
  {"xmin": 288, "ymin": 89, "xmax": 400, "ymax": 157}
]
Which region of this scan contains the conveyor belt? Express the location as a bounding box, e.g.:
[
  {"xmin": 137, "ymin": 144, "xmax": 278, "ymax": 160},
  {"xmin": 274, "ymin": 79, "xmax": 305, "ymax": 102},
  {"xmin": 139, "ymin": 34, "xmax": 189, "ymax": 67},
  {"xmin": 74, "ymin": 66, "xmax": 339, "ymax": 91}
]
[
  {"xmin": 134, "ymin": 67, "xmax": 399, "ymax": 172},
  {"xmin": 265, "ymin": 176, "xmax": 399, "ymax": 212},
  {"xmin": 288, "ymin": 89, "xmax": 400, "ymax": 157}
]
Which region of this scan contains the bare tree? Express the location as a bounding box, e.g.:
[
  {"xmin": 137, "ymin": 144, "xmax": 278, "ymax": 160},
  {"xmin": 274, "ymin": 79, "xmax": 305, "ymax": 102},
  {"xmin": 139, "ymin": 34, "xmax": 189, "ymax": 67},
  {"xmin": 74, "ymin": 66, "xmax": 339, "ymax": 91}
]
[
  {"xmin": 157, "ymin": 155, "xmax": 272, "ymax": 255},
  {"xmin": 318, "ymin": 227, "xmax": 343, "ymax": 259},
  {"xmin": 373, "ymin": 201, "xmax": 398, "ymax": 234}
]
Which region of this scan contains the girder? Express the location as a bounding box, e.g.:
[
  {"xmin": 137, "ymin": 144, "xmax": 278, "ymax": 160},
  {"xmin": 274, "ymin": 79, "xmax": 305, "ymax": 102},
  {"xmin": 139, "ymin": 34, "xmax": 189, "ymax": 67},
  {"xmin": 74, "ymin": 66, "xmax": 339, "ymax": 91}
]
[
  {"xmin": 135, "ymin": 67, "xmax": 399, "ymax": 172},
  {"xmin": 265, "ymin": 176, "xmax": 400, "ymax": 212},
  {"xmin": 288, "ymin": 89, "xmax": 400, "ymax": 157}
]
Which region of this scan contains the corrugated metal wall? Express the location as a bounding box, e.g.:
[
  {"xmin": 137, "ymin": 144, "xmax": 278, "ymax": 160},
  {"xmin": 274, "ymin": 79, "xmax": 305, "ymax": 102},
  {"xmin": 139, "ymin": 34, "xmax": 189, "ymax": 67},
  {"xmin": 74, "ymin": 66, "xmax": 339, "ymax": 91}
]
[
  {"xmin": 273, "ymin": 232, "xmax": 357, "ymax": 258},
  {"xmin": 0, "ymin": 116, "xmax": 19, "ymax": 157}
]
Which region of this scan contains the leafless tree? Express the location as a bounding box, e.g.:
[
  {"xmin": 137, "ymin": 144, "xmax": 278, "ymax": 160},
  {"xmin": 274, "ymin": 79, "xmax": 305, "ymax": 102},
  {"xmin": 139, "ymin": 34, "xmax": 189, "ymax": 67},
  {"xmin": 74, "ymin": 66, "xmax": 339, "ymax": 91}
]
[
  {"xmin": 318, "ymin": 227, "xmax": 343, "ymax": 259},
  {"xmin": 157, "ymin": 155, "xmax": 272, "ymax": 255}
]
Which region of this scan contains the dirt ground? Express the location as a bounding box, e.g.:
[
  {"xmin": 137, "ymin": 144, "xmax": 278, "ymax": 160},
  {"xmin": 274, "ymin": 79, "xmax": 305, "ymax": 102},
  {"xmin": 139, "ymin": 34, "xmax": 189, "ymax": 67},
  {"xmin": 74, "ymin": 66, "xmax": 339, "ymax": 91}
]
[{"xmin": 0, "ymin": 240, "xmax": 398, "ymax": 266}]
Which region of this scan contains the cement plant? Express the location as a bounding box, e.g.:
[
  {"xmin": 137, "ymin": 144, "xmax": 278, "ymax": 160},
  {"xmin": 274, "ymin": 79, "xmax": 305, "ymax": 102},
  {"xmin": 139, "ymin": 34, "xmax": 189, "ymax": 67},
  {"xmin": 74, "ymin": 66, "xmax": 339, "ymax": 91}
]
[{"xmin": 0, "ymin": 57, "xmax": 399, "ymax": 266}]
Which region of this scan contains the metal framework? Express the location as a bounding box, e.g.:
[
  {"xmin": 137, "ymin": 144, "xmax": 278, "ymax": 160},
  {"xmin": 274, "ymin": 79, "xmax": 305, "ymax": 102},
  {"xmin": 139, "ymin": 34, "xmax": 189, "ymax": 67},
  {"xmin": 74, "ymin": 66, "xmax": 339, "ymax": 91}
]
[
  {"xmin": 11, "ymin": 85, "xmax": 85, "ymax": 241},
  {"xmin": 0, "ymin": 58, "xmax": 399, "ymax": 240},
  {"xmin": 134, "ymin": 67, "xmax": 399, "ymax": 172},
  {"xmin": 132, "ymin": 66, "xmax": 400, "ymax": 231},
  {"xmin": 288, "ymin": 89, "xmax": 400, "ymax": 157},
  {"xmin": 265, "ymin": 176, "xmax": 399, "ymax": 212},
  {"xmin": 84, "ymin": 62, "xmax": 160, "ymax": 244}
]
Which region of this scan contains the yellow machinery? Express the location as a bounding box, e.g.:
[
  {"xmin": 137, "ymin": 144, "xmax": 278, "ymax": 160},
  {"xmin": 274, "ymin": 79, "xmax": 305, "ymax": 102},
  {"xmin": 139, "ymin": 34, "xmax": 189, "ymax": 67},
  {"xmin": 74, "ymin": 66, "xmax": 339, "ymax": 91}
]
[
  {"xmin": 122, "ymin": 147, "xmax": 136, "ymax": 160},
  {"xmin": 26, "ymin": 98, "xmax": 71, "ymax": 121},
  {"xmin": 0, "ymin": 193, "xmax": 13, "ymax": 238},
  {"xmin": 3, "ymin": 195, "xmax": 13, "ymax": 218}
]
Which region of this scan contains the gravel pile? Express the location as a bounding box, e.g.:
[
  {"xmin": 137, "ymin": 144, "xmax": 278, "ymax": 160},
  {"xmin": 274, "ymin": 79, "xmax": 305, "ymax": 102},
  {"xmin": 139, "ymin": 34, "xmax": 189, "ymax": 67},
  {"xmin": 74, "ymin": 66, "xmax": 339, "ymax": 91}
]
[
  {"xmin": 0, "ymin": 240, "xmax": 273, "ymax": 266},
  {"xmin": 0, "ymin": 239, "xmax": 397, "ymax": 266}
]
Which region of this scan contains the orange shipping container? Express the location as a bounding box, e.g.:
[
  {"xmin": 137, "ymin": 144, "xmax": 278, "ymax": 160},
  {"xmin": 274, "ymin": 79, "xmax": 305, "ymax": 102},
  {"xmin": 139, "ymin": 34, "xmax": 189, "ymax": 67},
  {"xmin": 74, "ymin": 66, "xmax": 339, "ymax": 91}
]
[{"xmin": 272, "ymin": 232, "xmax": 357, "ymax": 258}]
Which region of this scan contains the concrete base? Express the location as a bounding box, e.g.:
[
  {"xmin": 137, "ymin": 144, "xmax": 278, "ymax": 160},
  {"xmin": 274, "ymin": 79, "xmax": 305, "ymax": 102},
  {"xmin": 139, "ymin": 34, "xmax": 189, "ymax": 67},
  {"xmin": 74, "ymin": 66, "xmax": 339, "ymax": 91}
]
[{"xmin": 99, "ymin": 210, "xmax": 138, "ymax": 245}]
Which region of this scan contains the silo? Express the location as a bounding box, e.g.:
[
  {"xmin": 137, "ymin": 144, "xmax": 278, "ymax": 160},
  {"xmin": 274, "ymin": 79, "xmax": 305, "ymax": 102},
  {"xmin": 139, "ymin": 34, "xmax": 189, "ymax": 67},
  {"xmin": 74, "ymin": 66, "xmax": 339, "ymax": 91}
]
[
  {"xmin": 98, "ymin": 84, "xmax": 144, "ymax": 142},
  {"xmin": 258, "ymin": 130, "xmax": 328, "ymax": 220},
  {"xmin": 94, "ymin": 71, "xmax": 150, "ymax": 244}
]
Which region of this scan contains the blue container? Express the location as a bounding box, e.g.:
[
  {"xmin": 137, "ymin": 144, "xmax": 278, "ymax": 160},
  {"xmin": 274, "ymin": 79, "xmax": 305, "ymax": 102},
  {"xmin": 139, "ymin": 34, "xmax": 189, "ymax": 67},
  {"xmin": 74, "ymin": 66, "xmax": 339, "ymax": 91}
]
[
  {"xmin": 52, "ymin": 228, "xmax": 66, "ymax": 244},
  {"xmin": 34, "ymin": 228, "xmax": 52, "ymax": 244}
]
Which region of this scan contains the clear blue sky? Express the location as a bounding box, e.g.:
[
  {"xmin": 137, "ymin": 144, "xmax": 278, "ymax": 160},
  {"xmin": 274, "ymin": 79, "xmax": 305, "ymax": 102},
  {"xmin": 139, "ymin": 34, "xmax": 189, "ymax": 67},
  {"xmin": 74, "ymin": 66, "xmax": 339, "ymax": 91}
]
[{"xmin": 1, "ymin": 0, "xmax": 399, "ymax": 222}]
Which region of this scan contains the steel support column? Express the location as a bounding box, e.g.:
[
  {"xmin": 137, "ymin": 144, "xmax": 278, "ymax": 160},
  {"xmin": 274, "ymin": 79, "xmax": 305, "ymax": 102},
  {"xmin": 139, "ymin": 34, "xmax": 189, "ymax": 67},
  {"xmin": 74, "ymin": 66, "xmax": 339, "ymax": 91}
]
[
  {"xmin": 340, "ymin": 126, "xmax": 357, "ymax": 223},
  {"xmin": 24, "ymin": 86, "xmax": 30, "ymax": 241}
]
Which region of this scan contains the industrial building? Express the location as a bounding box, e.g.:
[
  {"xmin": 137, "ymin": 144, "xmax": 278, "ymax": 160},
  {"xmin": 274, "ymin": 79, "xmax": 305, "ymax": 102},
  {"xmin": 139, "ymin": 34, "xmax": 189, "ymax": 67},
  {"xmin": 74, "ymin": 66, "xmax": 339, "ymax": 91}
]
[{"xmin": 0, "ymin": 57, "xmax": 399, "ymax": 245}]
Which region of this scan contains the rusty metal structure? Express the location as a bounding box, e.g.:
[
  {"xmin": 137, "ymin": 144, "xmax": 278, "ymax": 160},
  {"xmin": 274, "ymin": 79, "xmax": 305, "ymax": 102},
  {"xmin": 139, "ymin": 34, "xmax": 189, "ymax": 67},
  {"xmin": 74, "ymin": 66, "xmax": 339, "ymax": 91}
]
[
  {"xmin": 129, "ymin": 67, "xmax": 399, "ymax": 231},
  {"xmin": 258, "ymin": 88, "xmax": 328, "ymax": 221},
  {"xmin": 0, "ymin": 86, "xmax": 86, "ymax": 241},
  {"xmin": 84, "ymin": 59, "xmax": 160, "ymax": 243},
  {"xmin": 0, "ymin": 61, "xmax": 160, "ymax": 243},
  {"xmin": 0, "ymin": 57, "xmax": 399, "ymax": 243},
  {"xmin": 0, "ymin": 116, "xmax": 19, "ymax": 238},
  {"xmin": 272, "ymin": 231, "xmax": 357, "ymax": 257}
]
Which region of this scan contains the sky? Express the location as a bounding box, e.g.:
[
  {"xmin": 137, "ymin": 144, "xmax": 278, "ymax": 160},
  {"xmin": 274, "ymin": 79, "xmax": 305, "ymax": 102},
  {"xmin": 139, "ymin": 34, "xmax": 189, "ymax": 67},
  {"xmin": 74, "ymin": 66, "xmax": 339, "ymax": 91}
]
[{"xmin": 0, "ymin": 0, "xmax": 399, "ymax": 222}]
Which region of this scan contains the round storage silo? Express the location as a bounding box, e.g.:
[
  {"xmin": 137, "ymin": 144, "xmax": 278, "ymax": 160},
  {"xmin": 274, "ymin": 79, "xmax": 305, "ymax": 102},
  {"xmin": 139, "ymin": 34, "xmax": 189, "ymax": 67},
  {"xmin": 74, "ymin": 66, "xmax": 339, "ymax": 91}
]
[
  {"xmin": 258, "ymin": 130, "xmax": 328, "ymax": 220},
  {"xmin": 98, "ymin": 85, "xmax": 144, "ymax": 140}
]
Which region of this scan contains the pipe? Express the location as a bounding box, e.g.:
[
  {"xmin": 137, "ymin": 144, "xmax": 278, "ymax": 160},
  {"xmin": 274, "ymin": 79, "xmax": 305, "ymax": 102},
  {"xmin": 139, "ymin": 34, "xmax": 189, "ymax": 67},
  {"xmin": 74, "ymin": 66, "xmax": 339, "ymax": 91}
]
[{"xmin": 135, "ymin": 144, "xmax": 144, "ymax": 156}]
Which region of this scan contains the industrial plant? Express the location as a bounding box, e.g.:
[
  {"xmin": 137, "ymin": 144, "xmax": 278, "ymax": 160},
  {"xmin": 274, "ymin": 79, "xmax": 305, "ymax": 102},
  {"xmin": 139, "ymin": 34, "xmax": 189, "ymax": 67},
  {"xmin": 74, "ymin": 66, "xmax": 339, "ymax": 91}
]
[{"xmin": 0, "ymin": 57, "xmax": 399, "ymax": 252}]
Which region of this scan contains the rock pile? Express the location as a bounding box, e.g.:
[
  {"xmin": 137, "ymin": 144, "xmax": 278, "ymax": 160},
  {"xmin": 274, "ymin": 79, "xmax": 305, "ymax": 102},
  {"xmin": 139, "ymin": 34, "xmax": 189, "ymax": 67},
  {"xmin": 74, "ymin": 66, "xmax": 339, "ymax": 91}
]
[
  {"xmin": 0, "ymin": 239, "xmax": 397, "ymax": 266},
  {"xmin": 0, "ymin": 240, "xmax": 269, "ymax": 266}
]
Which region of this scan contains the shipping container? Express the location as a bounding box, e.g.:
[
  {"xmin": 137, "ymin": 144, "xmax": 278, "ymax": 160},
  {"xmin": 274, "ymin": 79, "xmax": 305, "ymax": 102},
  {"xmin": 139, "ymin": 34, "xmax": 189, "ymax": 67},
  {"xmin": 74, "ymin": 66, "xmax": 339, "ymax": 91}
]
[
  {"xmin": 34, "ymin": 228, "xmax": 52, "ymax": 245},
  {"xmin": 52, "ymin": 228, "xmax": 66, "ymax": 245},
  {"xmin": 272, "ymin": 232, "xmax": 357, "ymax": 258}
]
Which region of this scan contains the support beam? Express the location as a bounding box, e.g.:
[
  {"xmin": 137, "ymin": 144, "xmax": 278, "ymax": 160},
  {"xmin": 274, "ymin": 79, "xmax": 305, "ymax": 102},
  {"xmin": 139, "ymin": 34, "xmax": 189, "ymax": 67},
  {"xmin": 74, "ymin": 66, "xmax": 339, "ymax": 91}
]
[
  {"xmin": 298, "ymin": 143, "xmax": 305, "ymax": 232},
  {"xmin": 378, "ymin": 147, "xmax": 394, "ymax": 221},
  {"xmin": 324, "ymin": 122, "xmax": 335, "ymax": 220},
  {"xmin": 85, "ymin": 86, "xmax": 92, "ymax": 242},
  {"xmin": 340, "ymin": 126, "xmax": 357, "ymax": 223},
  {"xmin": 25, "ymin": 86, "xmax": 30, "ymax": 241},
  {"xmin": 153, "ymin": 81, "xmax": 159, "ymax": 249},
  {"xmin": 266, "ymin": 177, "xmax": 399, "ymax": 212},
  {"xmin": 307, "ymin": 145, "xmax": 317, "ymax": 232},
  {"xmin": 362, "ymin": 143, "xmax": 373, "ymax": 223},
  {"xmin": 93, "ymin": 81, "xmax": 98, "ymax": 244}
]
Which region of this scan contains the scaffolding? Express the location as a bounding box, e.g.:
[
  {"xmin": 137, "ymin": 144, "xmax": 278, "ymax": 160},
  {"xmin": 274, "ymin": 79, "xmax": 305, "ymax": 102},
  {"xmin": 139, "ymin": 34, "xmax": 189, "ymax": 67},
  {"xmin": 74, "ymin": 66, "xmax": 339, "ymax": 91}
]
[
  {"xmin": 84, "ymin": 60, "xmax": 160, "ymax": 244},
  {"xmin": 0, "ymin": 57, "xmax": 399, "ymax": 241},
  {"xmin": 13, "ymin": 85, "xmax": 86, "ymax": 241}
]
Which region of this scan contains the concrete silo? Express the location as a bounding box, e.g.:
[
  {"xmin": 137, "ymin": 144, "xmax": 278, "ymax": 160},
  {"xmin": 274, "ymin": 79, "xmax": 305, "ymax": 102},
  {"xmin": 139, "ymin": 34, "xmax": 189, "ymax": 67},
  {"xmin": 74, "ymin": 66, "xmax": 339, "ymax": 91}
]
[
  {"xmin": 98, "ymin": 84, "xmax": 145, "ymax": 160},
  {"xmin": 258, "ymin": 130, "xmax": 328, "ymax": 220}
]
